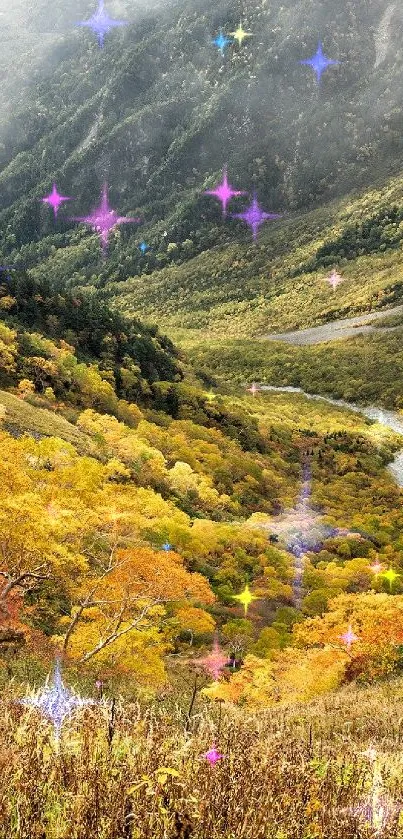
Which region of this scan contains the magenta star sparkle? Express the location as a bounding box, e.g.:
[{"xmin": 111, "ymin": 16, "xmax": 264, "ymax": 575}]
[
  {"xmin": 70, "ymin": 184, "xmax": 140, "ymax": 253},
  {"xmin": 300, "ymin": 41, "xmax": 340, "ymax": 84},
  {"xmin": 197, "ymin": 637, "xmax": 228, "ymax": 681},
  {"xmin": 42, "ymin": 184, "xmax": 72, "ymax": 218},
  {"xmin": 204, "ymin": 166, "xmax": 246, "ymax": 218},
  {"xmin": 339, "ymin": 624, "xmax": 359, "ymax": 651},
  {"xmin": 77, "ymin": 0, "xmax": 127, "ymax": 47},
  {"xmin": 203, "ymin": 745, "xmax": 223, "ymax": 765},
  {"xmin": 231, "ymin": 194, "xmax": 282, "ymax": 241}
]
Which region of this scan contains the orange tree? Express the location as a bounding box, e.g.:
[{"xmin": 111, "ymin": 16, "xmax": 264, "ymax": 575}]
[{"xmin": 293, "ymin": 591, "xmax": 403, "ymax": 682}]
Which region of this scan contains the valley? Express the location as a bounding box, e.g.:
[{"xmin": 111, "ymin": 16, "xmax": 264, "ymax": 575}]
[{"xmin": 0, "ymin": 0, "xmax": 403, "ymax": 835}]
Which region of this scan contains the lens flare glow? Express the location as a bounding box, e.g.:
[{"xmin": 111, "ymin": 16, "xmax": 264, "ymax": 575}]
[
  {"xmin": 212, "ymin": 32, "xmax": 233, "ymax": 54},
  {"xmin": 381, "ymin": 567, "xmax": 400, "ymax": 590},
  {"xmin": 369, "ymin": 561, "xmax": 383, "ymax": 576},
  {"xmin": 339, "ymin": 624, "xmax": 359, "ymax": 650},
  {"xmin": 204, "ymin": 166, "xmax": 246, "ymax": 218},
  {"xmin": 325, "ymin": 270, "xmax": 344, "ymax": 291},
  {"xmin": 263, "ymin": 465, "xmax": 332, "ymax": 607},
  {"xmin": 230, "ymin": 21, "xmax": 253, "ymax": 47},
  {"xmin": 246, "ymin": 382, "xmax": 260, "ymax": 397},
  {"xmin": 196, "ymin": 636, "xmax": 228, "ymax": 681},
  {"xmin": 203, "ymin": 745, "xmax": 224, "ymax": 765},
  {"xmin": 231, "ymin": 194, "xmax": 282, "ymax": 241}
]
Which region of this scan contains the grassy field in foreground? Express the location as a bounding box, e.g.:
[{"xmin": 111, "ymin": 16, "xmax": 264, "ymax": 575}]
[{"xmin": 1, "ymin": 677, "xmax": 403, "ymax": 839}]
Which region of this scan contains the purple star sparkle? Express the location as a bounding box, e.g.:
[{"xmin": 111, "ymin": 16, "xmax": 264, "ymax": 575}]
[
  {"xmin": 20, "ymin": 659, "xmax": 93, "ymax": 739},
  {"xmin": 70, "ymin": 184, "xmax": 140, "ymax": 253},
  {"xmin": 77, "ymin": 0, "xmax": 127, "ymax": 48},
  {"xmin": 231, "ymin": 194, "xmax": 282, "ymax": 241},
  {"xmin": 300, "ymin": 41, "xmax": 340, "ymax": 84},
  {"xmin": 197, "ymin": 636, "xmax": 228, "ymax": 681},
  {"xmin": 42, "ymin": 184, "xmax": 72, "ymax": 218},
  {"xmin": 204, "ymin": 166, "xmax": 246, "ymax": 217},
  {"xmin": 203, "ymin": 745, "xmax": 223, "ymax": 765}
]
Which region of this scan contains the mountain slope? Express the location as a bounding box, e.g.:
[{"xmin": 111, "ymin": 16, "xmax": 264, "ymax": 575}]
[
  {"xmin": 1, "ymin": 0, "xmax": 403, "ymax": 288},
  {"xmin": 111, "ymin": 170, "xmax": 403, "ymax": 342}
]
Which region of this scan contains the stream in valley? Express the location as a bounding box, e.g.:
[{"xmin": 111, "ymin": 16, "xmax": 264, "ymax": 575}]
[{"xmin": 259, "ymin": 385, "xmax": 403, "ymax": 487}]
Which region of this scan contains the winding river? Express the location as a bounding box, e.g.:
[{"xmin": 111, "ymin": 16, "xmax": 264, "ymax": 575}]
[{"xmin": 259, "ymin": 385, "xmax": 403, "ymax": 488}]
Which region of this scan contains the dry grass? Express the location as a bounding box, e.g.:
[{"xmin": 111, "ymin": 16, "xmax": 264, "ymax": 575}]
[{"xmin": 0, "ymin": 679, "xmax": 403, "ymax": 838}]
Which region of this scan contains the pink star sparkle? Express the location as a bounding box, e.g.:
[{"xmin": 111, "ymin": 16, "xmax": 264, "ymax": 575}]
[
  {"xmin": 203, "ymin": 745, "xmax": 223, "ymax": 765},
  {"xmin": 204, "ymin": 166, "xmax": 246, "ymax": 218},
  {"xmin": 197, "ymin": 637, "xmax": 228, "ymax": 681},
  {"xmin": 325, "ymin": 270, "xmax": 344, "ymax": 291},
  {"xmin": 70, "ymin": 184, "xmax": 140, "ymax": 253},
  {"xmin": 42, "ymin": 184, "xmax": 72, "ymax": 218},
  {"xmin": 339, "ymin": 624, "xmax": 359, "ymax": 650},
  {"xmin": 247, "ymin": 382, "xmax": 260, "ymax": 397},
  {"xmin": 231, "ymin": 194, "xmax": 282, "ymax": 241}
]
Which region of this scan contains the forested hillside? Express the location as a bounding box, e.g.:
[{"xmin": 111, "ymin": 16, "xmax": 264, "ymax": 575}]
[{"xmin": 1, "ymin": 278, "xmax": 403, "ymax": 696}]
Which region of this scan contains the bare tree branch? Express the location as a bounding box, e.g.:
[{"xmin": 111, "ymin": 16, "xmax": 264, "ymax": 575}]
[{"xmin": 78, "ymin": 603, "xmax": 158, "ymax": 663}]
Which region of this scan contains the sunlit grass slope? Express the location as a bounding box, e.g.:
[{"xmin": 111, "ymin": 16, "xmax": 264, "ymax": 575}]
[
  {"xmin": 0, "ymin": 389, "xmax": 90, "ymax": 450},
  {"xmin": 113, "ymin": 172, "xmax": 403, "ymax": 342}
]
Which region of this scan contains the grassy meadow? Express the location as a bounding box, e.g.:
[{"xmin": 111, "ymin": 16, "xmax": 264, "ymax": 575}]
[{"xmin": 1, "ymin": 677, "xmax": 403, "ymax": 839}]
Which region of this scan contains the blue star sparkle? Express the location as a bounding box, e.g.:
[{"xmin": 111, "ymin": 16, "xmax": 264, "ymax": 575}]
[
  {"xmin": 139, "ymin": 241, "xmax": 150, "ymax": 254},
  {"xmin": 300, "ymin": 41, "xmax": 340, "ymax": 84},
  {"xmin": 77, "ymin": 0, "xmax": 127, "ymax": 48},
  {"xmin": 162, "ymin": 542, "xmax": 173, "ymax": 551},
  {"xmin": 213, "ymin": 31, "xmax": 233, "ymax": 55},
  {"xmin": 20, "ymin": 660, "xmax": 93, "ymax": 739}
]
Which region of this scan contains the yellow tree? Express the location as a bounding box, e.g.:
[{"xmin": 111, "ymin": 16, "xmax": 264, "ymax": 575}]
[{"xmin": 61, "ymin": 547, "xmax": 214, "ymax": 673}]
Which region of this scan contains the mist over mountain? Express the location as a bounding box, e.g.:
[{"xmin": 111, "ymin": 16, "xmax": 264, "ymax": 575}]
[{"xmin": 0, "ymin": 0, "xmax": 403, "ymax": 292}]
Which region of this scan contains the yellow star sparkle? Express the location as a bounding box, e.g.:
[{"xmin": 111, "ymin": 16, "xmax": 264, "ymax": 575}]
[
  {"xmin": 381, "ymin": 567, "xmax": 400, "ymax": 590},
  {"xmin": 230, "ymin": 20, "xmax": 253, "ymax": 47},
  {"xmin": 232, "ymin": 583, "xmax": 257, "ymax": 615}
]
